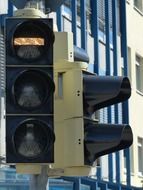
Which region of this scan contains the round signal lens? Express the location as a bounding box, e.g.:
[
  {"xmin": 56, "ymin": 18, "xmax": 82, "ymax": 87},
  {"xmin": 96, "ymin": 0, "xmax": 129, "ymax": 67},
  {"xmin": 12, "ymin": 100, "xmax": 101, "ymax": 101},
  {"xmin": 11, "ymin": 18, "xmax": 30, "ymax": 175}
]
[
  {"xmin": 13, "ymin": 70, "xmax": 54, "ymax": 110},
  {"xmin": 14, "ymin": 119, "xmax": 55, "ymax": 159}
]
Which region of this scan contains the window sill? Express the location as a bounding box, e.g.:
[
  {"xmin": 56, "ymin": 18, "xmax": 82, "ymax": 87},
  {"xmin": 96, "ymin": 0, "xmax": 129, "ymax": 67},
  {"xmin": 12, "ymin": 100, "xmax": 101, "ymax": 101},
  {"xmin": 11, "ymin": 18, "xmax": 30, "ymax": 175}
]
[
  {"xmin": 123, "ymin": 168, "xmax": 135, "ymax": 176},
  {"xmin": 123, "ymin": 168, "xmax": 127, "ymax": 174},
  {"xmin": 123, "ymin": 168, "xmax": 134, "ymax": 176},
  {"xmin": 134, "ymin": 6, "xmax": 143, "ymax": 16},
  {"xmin": 138, "ymin": 172, "xmax": 143, "ymax": 178},
  {"xmin": 136, "ymin": 90, "xmax": 143, "ymax": 96},
  {"xmin": 131, "ymin": 172, "xmax": 135, "ymax": 176}
]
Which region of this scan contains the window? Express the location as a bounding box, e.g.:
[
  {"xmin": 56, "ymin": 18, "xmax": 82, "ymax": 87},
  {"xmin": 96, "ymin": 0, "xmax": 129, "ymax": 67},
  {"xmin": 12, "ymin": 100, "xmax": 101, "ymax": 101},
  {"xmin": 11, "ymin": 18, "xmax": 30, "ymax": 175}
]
[
  {"xmin": 128, "ymin": 47, "xmax": 132, "ymax": 83},
  {"xmin": 121, "ymin": 57, "xmax": 124, "ymax": 76},
  {"xmin": 98, "ymin": 0, "xmax": 105, "ymax": 32},
  {"xmin": 64, "ymin": 0, "xmax": 91, "ymax": 19},
  {"xmin": 123, "ymin": 146, "xmax": 134, "ymax": 173},
  {"xmin": 135, "ymin": 54, "xmax": 143, "ymax": 93},
  {"xmin": 138, "ymin": 138, "xmax": 143, "ymax": 175},
  {"xmin": 134, "ymin": 0, "xmax": 143, "ymax": 12},
  {"xmin": 63, "ymin": 0, "xmax": 91, "ymax": 32},
  {"xmin": 130, "ymin": 146, "xmax": 134, "ymax": 173},
  {"xmin": 123, "ymin": 150, "xmax": 127, "ymax": 171},
  {"xmin": 97, "ymin": 0, "xmax": 113, "ymax": 33}
]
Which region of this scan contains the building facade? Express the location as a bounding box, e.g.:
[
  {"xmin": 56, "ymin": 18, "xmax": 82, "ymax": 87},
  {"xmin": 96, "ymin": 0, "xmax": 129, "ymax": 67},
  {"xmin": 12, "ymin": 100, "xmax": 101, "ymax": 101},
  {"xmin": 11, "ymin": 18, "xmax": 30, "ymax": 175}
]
[
  {"xmin": 0, "ymin": 0, "xmax": 142, "ymax": 189},
  {"xmin": 124, "ymin": 0, "xmax": 143, "ymax": 187}
]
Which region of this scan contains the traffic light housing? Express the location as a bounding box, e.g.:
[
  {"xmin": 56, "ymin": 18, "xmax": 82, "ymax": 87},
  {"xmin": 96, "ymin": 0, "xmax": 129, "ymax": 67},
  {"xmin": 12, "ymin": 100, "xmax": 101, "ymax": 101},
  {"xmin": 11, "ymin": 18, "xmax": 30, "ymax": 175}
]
[
  {"xmin": 5, "ymin": 18, "xmax": 55, "ymax": 163},
  {"xmin": 52, "ymin": 32, "xmax": 133, "ymax": 175},
  {"xmin": 5, "ymin": 25, "xmax": 133, "ymax": 176}
]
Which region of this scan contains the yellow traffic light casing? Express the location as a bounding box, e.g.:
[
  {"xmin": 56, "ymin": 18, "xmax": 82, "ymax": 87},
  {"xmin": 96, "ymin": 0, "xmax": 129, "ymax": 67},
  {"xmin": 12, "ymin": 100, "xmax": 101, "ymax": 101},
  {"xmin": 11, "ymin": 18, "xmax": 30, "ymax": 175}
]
[
  {"xmin": 52, "ymin": 31, "xmax": 133, "ymax": 176},
  {"xmin": 53, "ymin": 59, "xmax": 97, "ymax": 176},
  {"xmin": 53, "ymin": 61, "xmax": 133, "ymax": 176},
  {"xmin": 53, "ymin": 32, "xmax": 89, "ymax": 174},
  {"xmin": 54, "ymin": 60, "xmax": 86, "ymax": 165}
]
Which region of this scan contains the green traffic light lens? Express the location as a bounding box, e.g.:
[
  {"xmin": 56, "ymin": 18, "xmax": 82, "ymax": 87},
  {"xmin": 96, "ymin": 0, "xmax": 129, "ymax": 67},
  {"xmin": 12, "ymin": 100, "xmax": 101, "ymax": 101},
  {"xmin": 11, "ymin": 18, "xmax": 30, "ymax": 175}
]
[
  {"xmin": 13, "ymin": 70, "xmax": 54, "ymax": 110},
  {"xmin": 13, "ymin": 119, "xmax": 55, "ymax": 159}
]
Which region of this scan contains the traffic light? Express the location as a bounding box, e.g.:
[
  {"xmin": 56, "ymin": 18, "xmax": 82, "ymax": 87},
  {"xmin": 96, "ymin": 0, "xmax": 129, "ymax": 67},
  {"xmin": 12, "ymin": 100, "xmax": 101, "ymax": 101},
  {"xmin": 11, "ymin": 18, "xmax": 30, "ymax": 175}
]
[
  {"xmin": 83, "ymin": 74, "xmax": 133, "ymax": 165},
  {"xmin": 53, "ymin": 60, "xmax": 133, "ymax": 175},
  {"xmin": 5, "ymin": 17, "xmax": 55, "ymax": 163},
  {"xmin": 53, "ymin": 32, "xmax": 133, "ymax": 175}
]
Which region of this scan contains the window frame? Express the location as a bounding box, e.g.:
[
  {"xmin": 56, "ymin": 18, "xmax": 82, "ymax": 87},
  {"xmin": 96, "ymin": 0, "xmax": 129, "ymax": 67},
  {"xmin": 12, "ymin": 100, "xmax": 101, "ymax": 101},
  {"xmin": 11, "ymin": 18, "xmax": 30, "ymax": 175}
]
[
  {"xmin": 134, "ymin": 0, "xmax": 143, "ymax": 15},
  {"xmin": 138, "ymin": 137, "xmax": 143, "ymax": 176},
  {"xmin": 135, "ymin": 54, "xmax": 143, "ymax": 95}
]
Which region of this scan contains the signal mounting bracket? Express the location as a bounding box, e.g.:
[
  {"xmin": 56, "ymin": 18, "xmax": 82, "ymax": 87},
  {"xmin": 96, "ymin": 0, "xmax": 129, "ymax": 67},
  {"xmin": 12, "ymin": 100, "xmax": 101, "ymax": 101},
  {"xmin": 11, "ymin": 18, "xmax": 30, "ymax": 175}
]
[{"xmin": 10, "ymin": 0, "xmax": 65, "ymax": 13}]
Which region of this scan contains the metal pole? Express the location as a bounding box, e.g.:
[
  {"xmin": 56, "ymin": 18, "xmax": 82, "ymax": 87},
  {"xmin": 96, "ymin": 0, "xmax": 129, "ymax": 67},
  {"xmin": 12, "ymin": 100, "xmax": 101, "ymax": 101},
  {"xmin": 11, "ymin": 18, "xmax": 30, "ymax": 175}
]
[
  {"xmin": 25, "ymin": 0, "xmax": 46, "ymax": 13},
  {"xmin": 30, "ymin": 166, "xmax": 49, "ymax": 190}
]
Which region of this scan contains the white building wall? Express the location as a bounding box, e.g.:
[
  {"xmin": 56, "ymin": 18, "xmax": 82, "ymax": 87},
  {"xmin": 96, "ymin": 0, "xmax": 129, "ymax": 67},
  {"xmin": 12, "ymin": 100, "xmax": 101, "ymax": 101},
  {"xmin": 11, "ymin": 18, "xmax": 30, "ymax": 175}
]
[
  {"xmin": 0, "ymin": 98, "xmax": 5, "ymax": 159},
  {"xmin": 121, "ymin": 0, "xmax": 143, "ymax": 187},
  {"xmin": 0, "ymin": 1, "xmax": 8, "ymax": 14},
  {"xmin": 0, "ymin": 0, "xmax": 8, "ymax": 163}
]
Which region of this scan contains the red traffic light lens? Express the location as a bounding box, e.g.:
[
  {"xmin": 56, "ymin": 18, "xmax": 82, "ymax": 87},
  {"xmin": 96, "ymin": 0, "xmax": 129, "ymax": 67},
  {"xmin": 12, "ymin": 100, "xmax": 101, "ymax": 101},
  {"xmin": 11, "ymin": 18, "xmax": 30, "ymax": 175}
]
[
  {"xmin": 14, "ymin": 39, "xmax": 45, "ymax": 60},
  {"xmin": 12, "ymin": 20, "xmax": 54, "ymax": 61}
]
